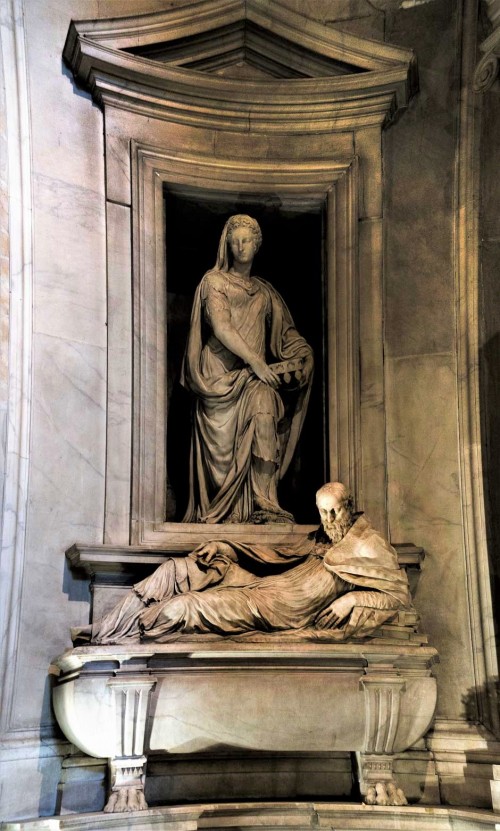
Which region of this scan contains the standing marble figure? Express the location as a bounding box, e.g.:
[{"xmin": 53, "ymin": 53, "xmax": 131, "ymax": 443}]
[{"xmin": 180, "ymin": 214, "xmax": 314, "ymax": 524}]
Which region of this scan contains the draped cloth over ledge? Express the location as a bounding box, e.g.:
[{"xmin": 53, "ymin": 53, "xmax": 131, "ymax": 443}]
[
  {"xmin": 85, "ymin": 516, "xmax": 412, "ymax": 644},
  {"xmin": 180, "ymin": 269, "xmax": 313, "ymax": 523}
]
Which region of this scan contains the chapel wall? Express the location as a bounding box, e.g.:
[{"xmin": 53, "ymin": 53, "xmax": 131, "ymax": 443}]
[
  {"xmin": 0, "ymin": 0, "xmax": 168, "ymax": 821},
  {"xmin": 383, "ymin": 0, "xmax": 473, "ymax": 720},
  {"xmin": 286, "ymin": 0, "xmax": 479, "ymax": 724},
  {"xmin": 0, "ymin": 0, "xmax": 493, "ymax": 822}
]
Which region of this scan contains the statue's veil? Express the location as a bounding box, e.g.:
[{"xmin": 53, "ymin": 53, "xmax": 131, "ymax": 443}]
[{"xmin": 213, "ymin": 215, "xmax": 262, "ymax": 272}]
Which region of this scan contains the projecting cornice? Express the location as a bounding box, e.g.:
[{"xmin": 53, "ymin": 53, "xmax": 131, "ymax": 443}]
[{"xmin": 63, "ymin": 0, "xmax": 418, "ymax": 133}]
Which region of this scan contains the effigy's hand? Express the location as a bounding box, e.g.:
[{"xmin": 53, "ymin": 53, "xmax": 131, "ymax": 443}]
[
  {"xmin": 250, "ymin": 358, "xmax": 280, "ymax": 388},
  {"xmin": 315, "ymin": 593, "xmax": 357, "ymax": 629},
  {"xmin": 191, "ymin": 541, "xmax": 237, "ymax": 564}
]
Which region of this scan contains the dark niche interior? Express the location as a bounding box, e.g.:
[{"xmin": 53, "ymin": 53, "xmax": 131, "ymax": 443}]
[{"xmin": 164, "ymin": 185, "xmax": 327, "ymax": 524}]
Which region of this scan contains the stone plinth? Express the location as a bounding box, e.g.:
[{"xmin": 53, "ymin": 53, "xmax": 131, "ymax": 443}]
[{"xmin": 3, "ymin": 800, "xmax": 500, "ymax": 830}]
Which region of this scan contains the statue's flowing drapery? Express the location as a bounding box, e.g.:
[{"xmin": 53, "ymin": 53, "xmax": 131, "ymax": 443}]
[{"xmin": 180, "ymin": 269, "xmax": 313, "ymax": 523}]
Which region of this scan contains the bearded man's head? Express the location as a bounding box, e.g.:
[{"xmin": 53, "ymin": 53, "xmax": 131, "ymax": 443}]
[{"xmin": 315, "ymin": 482, "xmax": 355, "ymax": 544}]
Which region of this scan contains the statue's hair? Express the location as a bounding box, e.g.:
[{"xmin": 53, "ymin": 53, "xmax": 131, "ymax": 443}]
[
  {"xmin": 226, "ymin": 215, "xmax": 262, "ymax": 249},
  {"xmin": 315, "ymin": 482, "xmax": 354, "ymax": 514},
  {"xmin": 213, "ymin": 214, "xmax": 262, "ymax": 271}
]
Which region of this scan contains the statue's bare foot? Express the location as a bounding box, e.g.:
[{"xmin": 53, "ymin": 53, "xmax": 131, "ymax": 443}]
[
  {"xmin": 104, "ymin": 787, "xmax": 148, "ymax": 813},
  {"xmin": 363, "ymin": 782, "xmax": 407, "ymax": 806},
  {"xmin": 249, "ymin": 508, "xmax": 295, "ymax": 524}
]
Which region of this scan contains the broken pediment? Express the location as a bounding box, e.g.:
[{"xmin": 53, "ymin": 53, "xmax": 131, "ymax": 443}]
[{"xmin": 63, "ymin": 0, "xmax": 418, "ymax": 132}]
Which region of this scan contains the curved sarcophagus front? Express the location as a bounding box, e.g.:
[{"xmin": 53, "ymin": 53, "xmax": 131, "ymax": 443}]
[{"xmin": 52, "ymin": 639, "xmax": 438, "ymax": 810}]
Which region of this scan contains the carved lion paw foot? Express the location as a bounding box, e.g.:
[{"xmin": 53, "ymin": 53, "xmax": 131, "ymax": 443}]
[
  {"xmin": 364, "ymin": 782, "xmax": 408, "ymax": 806},
  {"xmin": 104, "ymin": 787, "xmax": 148, "ymax": 813}
]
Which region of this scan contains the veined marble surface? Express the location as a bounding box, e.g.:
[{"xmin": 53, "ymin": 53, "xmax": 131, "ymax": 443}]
[
  {"xmin": 386, "ymin": 353, "xmax": 475, "ymax": 720},
  {"xmin": 1, "ymin": 0, "xmax": 499, "ymax": 823},
  {"xmin": 2, "ymin": 801, "xmax": 500, "ymax": 831}
]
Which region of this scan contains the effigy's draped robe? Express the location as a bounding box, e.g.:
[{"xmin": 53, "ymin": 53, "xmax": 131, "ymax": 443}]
[
  {"xmin": 140, "ymin": 516, "xmax": 411, "ymax": 640},
  {"xmin": 86, "ymin": 516, "xmax": 412, "ymax": 644},
  {"xmin": 180, "ymin": 270, "xmax": 313, "ymax": 523}
]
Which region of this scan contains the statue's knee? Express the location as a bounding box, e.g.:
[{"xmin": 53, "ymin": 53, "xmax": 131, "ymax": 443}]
[
  {"xmin": 254, "ymin": 412, "xmax": 276, "ymax": 442},
  {"xmin": 158, "ymin": 595, "xmax": 186, "ymax": 625}
]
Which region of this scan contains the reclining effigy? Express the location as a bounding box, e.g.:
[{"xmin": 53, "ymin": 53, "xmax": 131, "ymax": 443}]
[{"xmin": 53, "ymin": 483, "xmax": 438, "ymax": 813}]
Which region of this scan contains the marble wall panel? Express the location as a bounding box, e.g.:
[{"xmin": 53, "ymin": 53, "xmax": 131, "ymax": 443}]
[
  {"xmin": 11, "ymin": 332, "xmax": 105, "ymax": 729},
  {"xmin": 479, "ymin": 90, "xmax": 500, "ymax": 620},
  {"xmin": 383, "ymin": 0, "xmax": 458, "ymax": 359},
  {"xmin": 0, "ymin": 24, "xmax": 9, "ymax": 538},
  {"xmin": 358, "ymin": 218, "xmax": 386, "ymax": 533},
  {"xmin": 2, "ymin": 0, "xmax": 110, "ymax": 744},
  {"xmin": 0, "ymin": 751, "xmax": 63, "ymax": 820},
  {"xmin": 32, "ymin": 173, "xmax": 106, "ymax": 347},
  {"xmin": 24, "ymin": 0, "xmax": 173, "ymax": 192},
  {"xmin": 104, "ymin": 202, "xmax": 132, "ymax": 544},
  {"xmin": 23, "ymin": 0, "xmax": 104, "ymax": 194},
  {"xmin": 479, "ymin": 241, "xmax": 500, "ymax": 669},
  {"xmin": 278, "ymin": 0, "xmax": 385, "ymax": 39},
  {"xmin": 386, "ymin": 352, "xmax": 475, "ymax": 719}
]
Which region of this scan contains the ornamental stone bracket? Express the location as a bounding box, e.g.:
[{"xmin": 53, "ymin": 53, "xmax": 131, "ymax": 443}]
[
  {"xmin": 104, "ymin": 676, "xmax": 157, "ymax": 812},
  {"xmin": 355, "ymin": 652, "xmax": 437, "ymax": 802},
  {"xmin": 360, "ymin": 674, "xmax": 407, "ymax": 755},
  {"xmin": 357, "ymin": 671, "xmax": 407, "ymax": 797},
  {"xmin": 474, "ymin": 0, "xmax": 500, "ymax": 92}
]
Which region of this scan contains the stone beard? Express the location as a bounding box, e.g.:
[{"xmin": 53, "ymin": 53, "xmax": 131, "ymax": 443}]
[{"xmin": 322, "ymin": 512, "xmax": 354, "ymax": 545}]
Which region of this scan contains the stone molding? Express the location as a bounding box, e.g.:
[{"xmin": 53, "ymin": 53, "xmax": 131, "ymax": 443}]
[
  {"xmin": 65, "ymin": 540, "xmax": 424, "ymax": 575},
  {"xmin": 427, "ymin": 717, "xmax": 500, "ymax": 807},
  {"xmin": 473, "ymin": 49, "xmax": 499, "ymax": 93},
  {"xmin": 455, "ymin": 0, "xmax": 500, "ymax": 736},
  {"xmin": 62, "ymin": 0, "xmax": 417, "ymax": 133},
  {"xmin": 0, "ymin": 0, "xmax": 34, "ymax": 745},
  {"xmin": 3, "ymin": 802, "xmax": 500, "ymax": 831},
  {"xmin": 129, "ymin": 147, "xmax": 363, "ymax": 545}
]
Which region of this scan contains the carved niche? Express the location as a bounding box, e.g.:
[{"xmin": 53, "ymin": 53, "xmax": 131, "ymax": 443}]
[{"xmin": 63, "ymin": 0, "xmax": 417, "ymax": 545}]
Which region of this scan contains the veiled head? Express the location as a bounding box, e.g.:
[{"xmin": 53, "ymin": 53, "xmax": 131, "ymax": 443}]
[{"xmin": 214, "ymin": 214, "xmax": 262, "ymax": 271}]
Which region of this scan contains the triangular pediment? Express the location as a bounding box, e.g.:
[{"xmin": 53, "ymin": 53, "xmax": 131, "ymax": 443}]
[{"xmin": 63, "ymin": 0, "xmax": 417, "ymax": 131}]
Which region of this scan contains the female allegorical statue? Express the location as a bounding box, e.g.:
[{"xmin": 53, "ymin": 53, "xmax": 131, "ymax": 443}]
[{"xmin": 180, "ymin": 214, "xmax": 314, "ymax": 524}]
